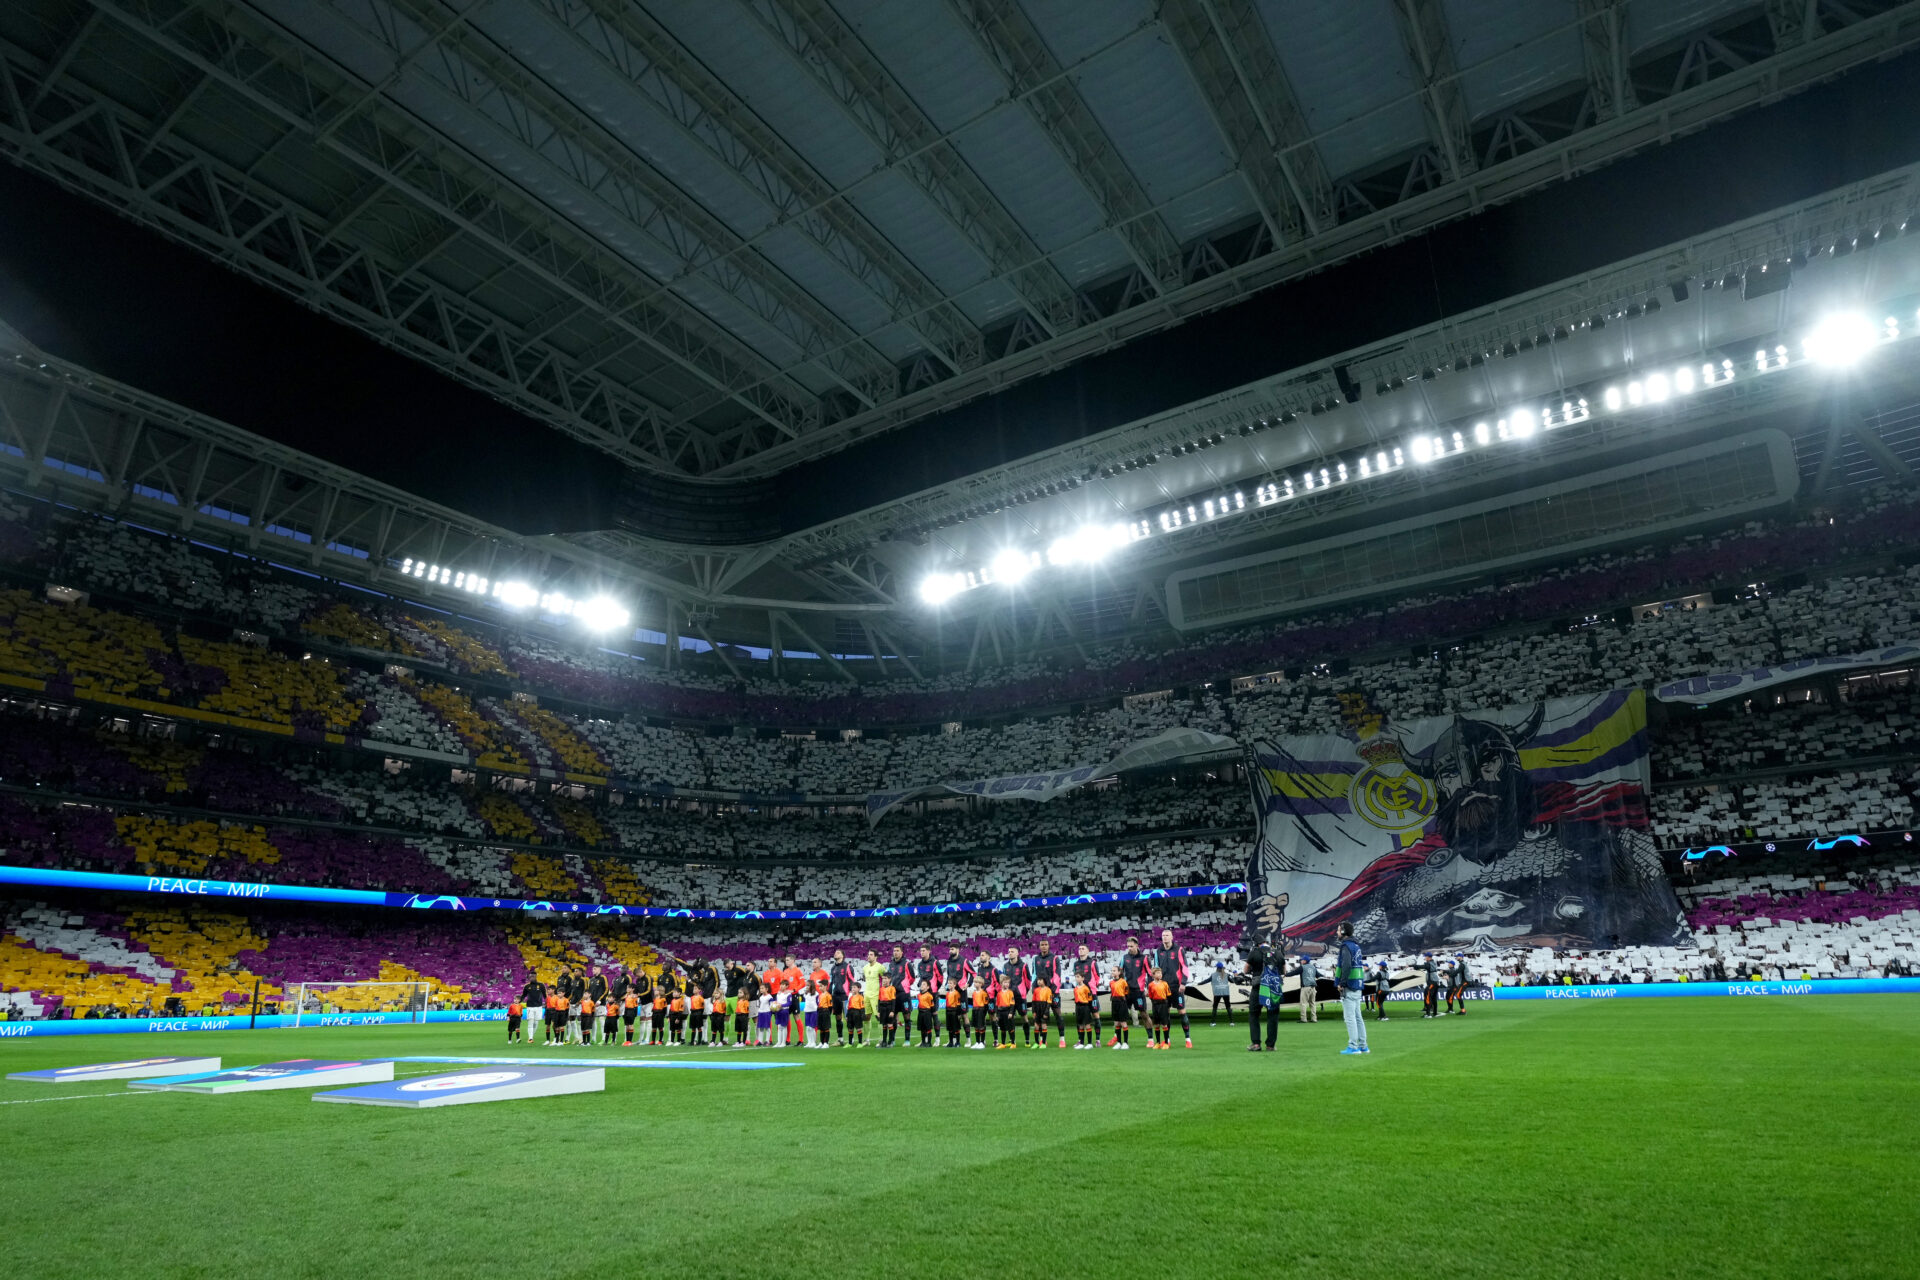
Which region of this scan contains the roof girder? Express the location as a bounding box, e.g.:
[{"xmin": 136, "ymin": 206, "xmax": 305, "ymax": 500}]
[
  {"xmin": 1158, "ymin": 0, "xmax": 1337, "ymax": 244},
  {"xmin": 542, "ymin": 0, "xmax": 986, "ymax": 381},
  {"xmin": 1389, "ymin": 0, "xmax": 1479, "ymax": 181},
  {"xmin": 948, "ymin": 0, "xmax": 1186, "ymax": 290},
  {"xmin": 0, "ymin": 24, "xmax": 721, "ymax": 472},
  {"xmin": 742, "ymin": 0, "xmax": 1086, "ymax": 336},
  {"xmin": 97, "ymin": 0, "xmax": 830, "ymax": 459},
  {"xmin": 312, "ymin": 0, "xmax": 898, "ymax": 415}
]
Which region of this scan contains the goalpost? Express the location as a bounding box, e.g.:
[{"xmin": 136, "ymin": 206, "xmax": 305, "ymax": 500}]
[{"xmin": 284, "ymin": 981, "xmax": 435, "ymax": 1027}]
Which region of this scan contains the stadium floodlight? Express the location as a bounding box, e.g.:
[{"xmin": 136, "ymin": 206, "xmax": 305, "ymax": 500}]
[
  {"xmin": 1510, "ymin": 407, "xmax": 1537, "ymax": 438},
  {"xmin": 1646, "ymin": 372, "xmax": 1671, "ymax": 402},
  {"xmin": 1802, "ymin": 311, "xmax": 1878, "ymax": 366},
  {"xmin": 576, "ymin": 596, "xmax": 631, "ymax": 632},
  {"xmin": 1048, "ymin": 524, "xmax": 1127, "ymax": 566},
  {"xmin": 1675, "ymin": 365, "xmax": 1697, "ymax": 394},
  {"xmin": 919, "ymin": 572, "xmax": 963, "ymax": 605},
  {"xmin": 990, "ymin": 548, "xmax": 1035, "ymax": 585},
  {"xmin": 494, "ymin": 580, "xmax": 539, "ymax": 610},
  {"xmin": 1604, "ymin": 385, "xmax": 1623, "ymax": 411}
]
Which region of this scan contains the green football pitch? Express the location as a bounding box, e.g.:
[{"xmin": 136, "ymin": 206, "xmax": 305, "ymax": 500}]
[{"xmin": 2, "ymin": 997, "xmax": 1915, "ymax": 1280}]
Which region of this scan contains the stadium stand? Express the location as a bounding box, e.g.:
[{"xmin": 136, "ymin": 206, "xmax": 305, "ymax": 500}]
[
  {"xmin": 0, "ymin": 487, "xmax": 1913, "ymax": 740},
  {"xmin": 6, "ymin": 484, "xmax": 1920, "ymax": 1017}
]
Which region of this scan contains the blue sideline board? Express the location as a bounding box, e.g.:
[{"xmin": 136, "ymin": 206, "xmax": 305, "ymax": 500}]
[
  {"xmin": 0, "ymin": 1009, "xmax": 504, "ymax": 1038},
  {"xmin": 1492, "ymin": 977, "xmax": 1920, "ymax": 1000}
]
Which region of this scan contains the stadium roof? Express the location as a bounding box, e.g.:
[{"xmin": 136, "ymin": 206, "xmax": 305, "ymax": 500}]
[
  {"xmin": 7, "ymin": 2, "xmax": 1920, "ymax": 663},
  {"xmin": 5, "ymin": 1, "xmax": 1918, "ymax": 482}
]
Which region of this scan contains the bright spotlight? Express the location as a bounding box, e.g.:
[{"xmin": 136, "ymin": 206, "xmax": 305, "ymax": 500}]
[
  {"xmin": 1048, "ymin": 524, "xmax": 1126, "ymax": 566},
  {"xmin": 1604, "ymin": 386, "xmax": 1623, "ymax": 411},
  {"xmin": 1410, "ymin": 435, "xmax": 1434, "ymax": 464},
  {"xmin": 1510, "ymin": 407, "xmax": 1536, "ymax": 438},
  {"xmin": 990, "ymin": 548, "xmax": 1035, "ymax": 585},
  {"xmin": 1803, "ymin": 312, "xmax": 1879, "ymax": 366},
  {"xmin": 919, "ymin": 573, "xmax": 962, "ymax": 605},
  {"xmin": 1646, "ymin": 372, "xmax": 1670, "ymax": 402},
  {"xmin": 495, "ymin": 580, "xmax": 539, "ymax": 610},
  {"xmin": 576, "ymin": 596, "xmax": 631, "ymax": 632},
  {"xmin": 1675, "ymin": 365, "xmax": 1696, "ymax": 394}
]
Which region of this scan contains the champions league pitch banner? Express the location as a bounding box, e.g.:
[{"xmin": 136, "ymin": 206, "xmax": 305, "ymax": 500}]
[
  {"xmin": 1244, "ymin": 689, "xmax": 1691, "ymax": 954},
  {"xmin": 9, "ymin": 1056, "xmax": 221, "ymax": 1081},
  {"xmin": 315, "ymin": 1065, "xmax": 604, "ymax": 1109},
  {"xmin": 130, "ymin": 1058, "xmax": 394, "ymax": 1093}
]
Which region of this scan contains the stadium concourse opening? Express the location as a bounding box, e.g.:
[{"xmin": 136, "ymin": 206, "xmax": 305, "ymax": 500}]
[{"xmin": 3, "ymin": 2, "xmax": 1920, "ymax": 1277}]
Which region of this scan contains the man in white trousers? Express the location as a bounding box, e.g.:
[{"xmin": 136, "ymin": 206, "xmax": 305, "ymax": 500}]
[{"xmin": 1335, "ymin": 922, "xmax": 1370, "ymax": 1056}]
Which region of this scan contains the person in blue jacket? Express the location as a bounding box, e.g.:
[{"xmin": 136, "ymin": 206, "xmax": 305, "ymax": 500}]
[{"xmin": 1336, "ymin": 922, "xmax": 1370, "ymax": 1056}]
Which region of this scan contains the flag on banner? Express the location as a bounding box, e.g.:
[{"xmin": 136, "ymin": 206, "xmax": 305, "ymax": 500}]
[{"xmin": 1243, "ymin": 689, "xmax": 1687, "ymax": 953}]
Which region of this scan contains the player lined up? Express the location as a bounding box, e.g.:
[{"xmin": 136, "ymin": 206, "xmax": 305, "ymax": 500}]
[{"xmin": 502, "ymin": 929, "xmax": 1200, "ymax": 1051}]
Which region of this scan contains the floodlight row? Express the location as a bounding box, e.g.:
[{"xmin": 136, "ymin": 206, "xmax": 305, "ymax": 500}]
[
  {"xmin": 918, "ymin": 310, "xmax": 1908, "ymax": 606},
  {"xmin": 397, "ymin": 558, "xmax": 633, "ymax": 632}
]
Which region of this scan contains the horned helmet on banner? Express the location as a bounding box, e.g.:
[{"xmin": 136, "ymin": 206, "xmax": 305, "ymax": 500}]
[{"xmin": 1406, "ymin": 703, "xmax": 1546, "ymax": 865}]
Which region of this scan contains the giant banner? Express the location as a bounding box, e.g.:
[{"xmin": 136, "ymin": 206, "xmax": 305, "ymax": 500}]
[
  {"xmin": 1244, "ymin": 689, "xmax": 1689, "ymax": 952},
  {"xmin": 864, "ymin": 726, "xmax": 1237, "ymax": 825}
]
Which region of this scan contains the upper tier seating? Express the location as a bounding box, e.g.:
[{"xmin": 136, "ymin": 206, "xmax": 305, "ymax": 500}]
[{"xmin": 6, "ymin": 484, "xmax": 1915, "ymax": 733}]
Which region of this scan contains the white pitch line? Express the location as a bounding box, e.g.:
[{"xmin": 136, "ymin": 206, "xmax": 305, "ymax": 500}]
[{"xmin": 0, "ymin": 1090, "xmax": 150, "ymax": 1104}]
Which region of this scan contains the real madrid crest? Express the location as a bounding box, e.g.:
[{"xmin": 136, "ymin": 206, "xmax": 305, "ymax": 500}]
[{"xmin": 1350, "ymin": 735, "xmax": 1436, "ymax": 834}]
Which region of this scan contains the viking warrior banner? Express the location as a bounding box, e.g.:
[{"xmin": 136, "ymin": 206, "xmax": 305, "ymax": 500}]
[
  {"xmin": 865, "ymin": 727, "xmax": 1237, "ymax": 826},
  {"xmin": 1244, "ymin": 689, "xmax": 1688, "ymax": 952}
]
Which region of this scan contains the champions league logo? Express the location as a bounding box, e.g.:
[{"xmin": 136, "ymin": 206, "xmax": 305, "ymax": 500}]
[
  {"xmin": 1808, "ymin": 834, "xmax": 1870, "ymax": 850},
  {"xmin": 399, "ymin": 1071, "xmax": 522, "ymax": 1092},
  {"xmin": 995, "ymin": 899, "xmax": 1028, "ymax": 911},
  {"xmin": 402, "ymin": 895, "xmax": 467, "ymax": 910},
  {"xmin": 1064, "ymin": 894, "xmax": 1094, "ymax": 905},
  {"xmin": 593, "ymin": 905, "xmax": 629, "ymax": 916},
  {"xmin": 803, "ymin": 910, "xmax": 835, "ymax": 919},
  {"xmin": 1683, "ymin": 845, "xmax": 1737, "ymax": 860},
  {"xmin": 666, "ymin": 908, "xmax": 693, "ymax": 918}
]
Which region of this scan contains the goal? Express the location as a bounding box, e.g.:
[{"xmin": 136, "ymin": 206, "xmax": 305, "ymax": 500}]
[{"xmin": 283, "ymin": 981, "xmax": 436, "ymax": 1026}]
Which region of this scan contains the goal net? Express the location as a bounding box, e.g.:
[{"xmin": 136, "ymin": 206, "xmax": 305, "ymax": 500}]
[{"xmin": 284, "ymin": 981, "xmax": 435, "ymax": 1026}]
